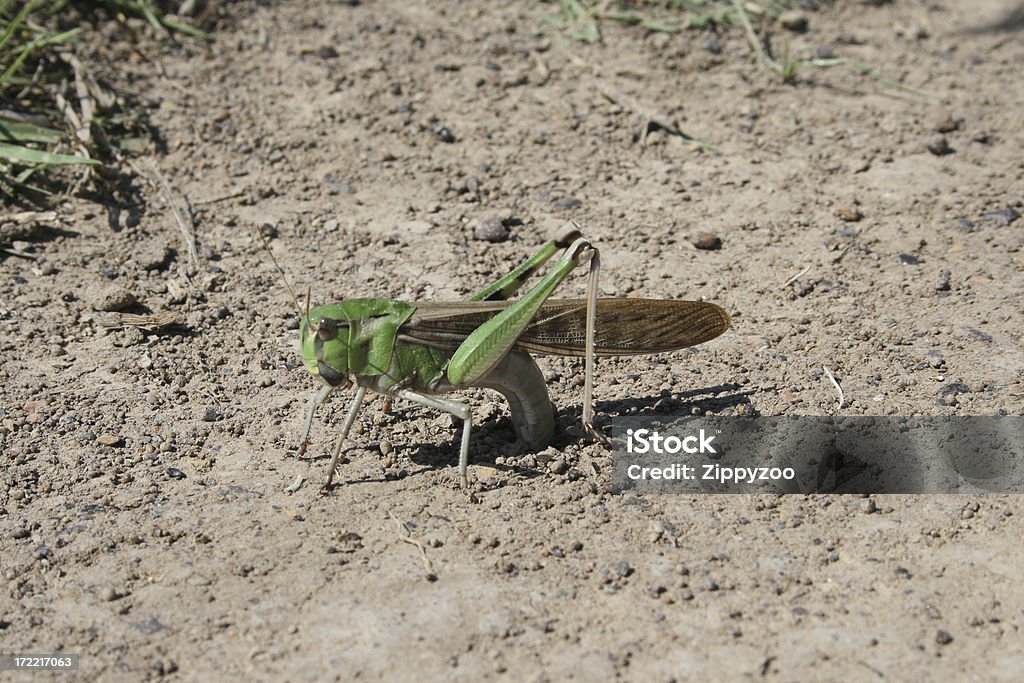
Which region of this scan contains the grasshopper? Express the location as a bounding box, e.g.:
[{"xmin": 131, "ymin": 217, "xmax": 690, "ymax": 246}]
[{"xmin": 265, "ymin": 223, "xmax": 730, "ymax": 490}]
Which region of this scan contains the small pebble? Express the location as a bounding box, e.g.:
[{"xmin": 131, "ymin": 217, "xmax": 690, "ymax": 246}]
[
  {"xmin": 549, "ymin": 458, "xmax": 569, "ymax": 475},
  {"xmin": 981, "ymin": 207, "xmax": 1020, "ymax": 226},
  {"xmin": 897, "ymin": 253, "xmax": 920, "ymax": 266},
  {"xmin": 473, "ymin": 217, "xmax": 510, "ymax": 243},
  {"xmin": 552, "ymin": 197, "xmax": 582, "ymax": 210},
  {"xmin": 834, "ymin": 204, "xmax": 863, "ymax": 222},
  {"xmin": 937, "ymin": 382, "xmax": 969, "ymax": 398},
  {"xmin": 96, "ymin": 434, "xmax": 125, "ymax": 447},
  {"xmin": 966, "ymin": 328, "xmax": 992, "ymax": 343},
  {"xmin": 862, "ymin": 498, "xmax": 877, "ymax": 514},
  {"xmin": 12, "ymin": 528, "xmax": 30, "ymax": 540},
  {"xmin": 613, "ymin": 560, "xmax": 634, "ymax": 579},
  {"xmin": 929, "ymin": 108, "xmax": 960, "ymax": 133},
  {"xmin": 167, "ymin": 467, "xmax": 187, "ymax": 480},
  {"xmin": 779, "ymin": 10, "xmax": 808, "ymax": 32},
  {"xmin": 91, "ymin": 285, "xmax": 137, "ymax": 312},
  {"xmin": 436, "ymin": 127, "xmax": 456, "ymax": 144},
  {"xmin": 934, "ymin": 270, "xmax": 951, "ymax": 291},
  {"xmin": 691, "ymin": 232, "xmax": 722, "ymax": 250},
  {"xmin": 935, "ymin": 630, "xmax": 954, "ymax": 645},
  {"xmin": 23, "ymin": 398, "xmax": 49, "ymax": 413},
  {"xmin": 379, "ymin": 440, "xmax": 393, "ymax": 457},
  {"xmin": 700, "ymin": 34, "xmax": 722, "ymax": 54},
  {"xmin": 926, "ymin": 136, "xmax": 952, "ymax": 156},
  {"xmin": 137, "ymin": 244, "xmax": 172, "ymax": 271}
]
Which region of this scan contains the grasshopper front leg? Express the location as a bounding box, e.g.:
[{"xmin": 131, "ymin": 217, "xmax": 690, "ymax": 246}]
[
  {"xmin": 299, "ymin": 385, "xmax": 334, "ymax": 457},
  {"xmin": 323, "ymin": 388, "xmax": 473, "ymax": 490},
  {"xmin": 322, "ymin": 385, "xmax": 368, "ymax": 491}
]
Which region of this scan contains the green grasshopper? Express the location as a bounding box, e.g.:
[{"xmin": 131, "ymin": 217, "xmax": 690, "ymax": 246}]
[{"xmin": 265, "ymin": 223, "xmax": 730, "ymax": 490}]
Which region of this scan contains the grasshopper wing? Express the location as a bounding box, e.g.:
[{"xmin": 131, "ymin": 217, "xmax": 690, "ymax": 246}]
[{"xmin": 402, "ymin": 299, "xmax": 730, "ymax": 357}]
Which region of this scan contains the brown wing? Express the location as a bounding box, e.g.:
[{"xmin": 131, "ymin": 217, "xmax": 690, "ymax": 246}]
[{"xmin": 401, "ymin": 298, "xmax": 730, "ymax": 357}]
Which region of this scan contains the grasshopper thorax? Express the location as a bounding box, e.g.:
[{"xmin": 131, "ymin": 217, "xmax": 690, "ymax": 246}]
[{"xmin": 300, "ymin": 299, "xmax": 418, "ymax": 387}]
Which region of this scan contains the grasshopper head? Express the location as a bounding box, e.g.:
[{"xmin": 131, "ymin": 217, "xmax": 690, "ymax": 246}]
[
  {"xmin": 300, "ymin": 304, "xmax": 353, "ymax": 388},
  {"xmin": 299, "ymin": 299, "xmax": 415, "ymax": 386}
]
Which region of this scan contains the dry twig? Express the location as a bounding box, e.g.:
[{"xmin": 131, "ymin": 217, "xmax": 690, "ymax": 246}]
[
  {"xmin": 782, "ymin": 265, "xmax": 811, "ymax": 289},
  {"xmin": 822, "ymin": 366, "xmax": 844, "ymax": 409},
  {"xmin": 389, "ymin": 512, "xmax": 437, "ymax": 580}
]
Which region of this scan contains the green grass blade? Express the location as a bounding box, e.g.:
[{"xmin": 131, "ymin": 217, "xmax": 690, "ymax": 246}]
[
  {"xmin": 137, "ymin": 0, "xmax": 167, "ymax": 34},
  {"xmin": 557, "ymin": 0, "xmax": 600, "ymax": 42},
  {"xmin": 0, "ymin": 142, "xmax": 100, "ymax": 166},
  {"xmin": 100, "ymin": 0, "xmax": 206, "ymax": 37},
  {"xmin": 1, "ymin": 27, "xmax": 81, "ymax": 85},
  {"xmin": 0, "ymin": 0, "xmax": 37, "ymax": 56},
  {"xmin": 0, "ymin": 119, "xmax": 62, "ymax": 144},
  {"xmin": 159, "ymin": 14, "xmax": 207, "ymax": 38},
  {"xmin": 605, "ymin": 12, "xmax": 682, "ymax": 33}
]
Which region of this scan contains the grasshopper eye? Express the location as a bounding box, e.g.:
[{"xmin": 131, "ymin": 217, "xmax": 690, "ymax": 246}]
[{"xmin": 317, "ymin": 317, "xmax": 339, "ymax": 341}]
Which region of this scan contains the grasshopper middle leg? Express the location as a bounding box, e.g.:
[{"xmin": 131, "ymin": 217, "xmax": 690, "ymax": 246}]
[{"xmin": 395, "ymin": 389, "xmax": 473, "ymax": 489}]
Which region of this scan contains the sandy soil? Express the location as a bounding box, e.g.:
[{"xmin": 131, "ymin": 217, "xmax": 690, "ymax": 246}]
[{"xmin": 2, "ymin": 1, "xmax": 1023, "ymax": 680}]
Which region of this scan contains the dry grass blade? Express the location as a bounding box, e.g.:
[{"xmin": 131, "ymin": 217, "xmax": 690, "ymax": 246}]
[
  {"xmin": 598, "ymin": 84, "xmax": 711, "ymax": 148},
  {"xmin": 138, "ymin": 158, "xmax": 200, "ymax": 271},
  {"xmin": 97, "ymin": 310, "xmax": 181, "ymax": 331},
  {"xmin": 0, "ymin": 209, "xmax": 59, "ymax": 243}
]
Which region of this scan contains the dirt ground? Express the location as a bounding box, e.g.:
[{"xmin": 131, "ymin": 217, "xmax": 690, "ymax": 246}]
[{"xmin": 2, "ymin": 0, "xmax": 1023, "ymax": 680}]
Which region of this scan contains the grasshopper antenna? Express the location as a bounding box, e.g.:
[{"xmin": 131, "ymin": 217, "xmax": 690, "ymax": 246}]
[{"xmin": 258, "ymin": 227, "xmax": 312, "ymax": 329}]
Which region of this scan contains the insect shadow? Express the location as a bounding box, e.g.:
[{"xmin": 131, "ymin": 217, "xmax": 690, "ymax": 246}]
[{"xmin": 385, "ymin": 382, "xmax": 752, "ymax": 480}]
